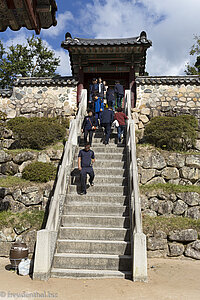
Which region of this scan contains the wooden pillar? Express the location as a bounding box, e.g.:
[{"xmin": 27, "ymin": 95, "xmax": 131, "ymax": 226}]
[
  {"xmin": 77, "ymin": 67, "xmax": 84, "ymax": 105},
  {"xmin": 129, "ymin": 66, "xmax": 136, "ymax": 107}
]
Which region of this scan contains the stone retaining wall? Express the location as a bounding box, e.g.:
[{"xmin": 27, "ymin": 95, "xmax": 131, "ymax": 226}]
[
  {"xmin": 134, "ymin": 76, "xmax": 200, "ymax": 148},
  {"xmin": 0, "ymin": 182, "xmax": 53, "ymax": 256},
  {"xmin": 147, "ymin": 229, "xmax": 200, "ymax": 260},
  {"xmin": 0, "ymin": 77, "xmax": 78, "ymax": 119},
  {"xmin": 137, "ymin": 146, "xmax": 200, "ymax": 186}
]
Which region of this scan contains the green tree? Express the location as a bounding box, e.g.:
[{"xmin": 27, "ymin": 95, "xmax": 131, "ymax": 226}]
[
  {"xmin": 0, "ymin": 35, "xmax": 60, "ymax": 88},
  {"xmin": 185, "ymin": 35, "xmax": 200, "ymax": 75}
]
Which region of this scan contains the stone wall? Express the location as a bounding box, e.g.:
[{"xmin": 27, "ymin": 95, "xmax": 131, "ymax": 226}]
[
  {"xmin": 146, "ymin": 229, "xmax": 200, "ymax": 260},
  {"xmin": 137, "ymin": 146, "xmax": 200, "ymax": 187},
  {"xmin": 0, "ymin": 182, "xmax": 53, "ymax": 257},
  {"xmin": 0, "ymin": 77, "xmax": 78, "ymax": 119},
  {"xmin": 134, "ymin": 76, "xmax": 200, "ymax": 148}
]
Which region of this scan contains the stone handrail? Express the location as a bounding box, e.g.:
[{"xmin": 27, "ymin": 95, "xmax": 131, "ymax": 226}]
[
  {"xmin": 33, "ymin": 89, "xmax": 87, "ymax": 280},
  {"xmin": 124, "ymin": 90, "xmax": 147, "ymax": 282}
]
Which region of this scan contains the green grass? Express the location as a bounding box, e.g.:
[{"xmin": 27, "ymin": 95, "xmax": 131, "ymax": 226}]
[
  {"xmin": 0, "ymin": 176, "xmax": 33, "ymax": 188},
  {"xmin": 140, "ymin": 183, "xmax": 200, "ymax": 194},
  {"xmin": 0, "ymin": 209, "xmax": 45, "ymax": 231},
  {"xmin": 143, "ymin": 215, "xmax": 200, "ymax": 235}
]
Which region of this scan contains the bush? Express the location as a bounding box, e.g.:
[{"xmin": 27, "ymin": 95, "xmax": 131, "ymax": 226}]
[
  {"xmin": 22, "ymin": 162, "xmax": 57, "ymax": 182},
  {"xmin": 7, "ymin": 117, "xmax": 66, "ymax": 150},
  {"xmin": 144, "ymin": 115, "xmax": 198, "ymax": 151}
]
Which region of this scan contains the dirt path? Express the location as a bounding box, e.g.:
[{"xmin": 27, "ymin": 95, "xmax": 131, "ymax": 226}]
[{"xmin": 0, "ymin": 257, "xmax": 199, "ymax": 300}]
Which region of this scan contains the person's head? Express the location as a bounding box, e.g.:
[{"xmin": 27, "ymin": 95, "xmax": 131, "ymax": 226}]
[
  {"xmin": 84, "ymin": 143, "xmax": 91, "ymax": 151},
  {"xmin": 115, "ymin": 80, "xmax": 120, "ymax": 84},
  {"xmin": 103, "ymin": 80, "xmax": 106, "ymax": 85},
  {"xmin": 117, "ymin": 107, "xmax": 122, "ymax": 112},
  {"xmin": 88, "ymin": 110, "xmax": 93, "ymax": 116},
  {"xmin": 98, "ymin": 77, "xmax": 102, "ymax": 83}
]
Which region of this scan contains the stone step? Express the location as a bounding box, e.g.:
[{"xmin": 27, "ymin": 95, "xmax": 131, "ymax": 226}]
[
  {"xmin": 59, "ymin": 227, "xmax": 130, "ymax": 241},
  {"xmin": 83, "ymin": 146, "xmax": 125, "ymax": 153},
  {"xmin": 51, "ymin": 268, "xmax": 132, "ymax": 279},
  {"xmin": 61, "ymin": 215, "xmax": 130, "ymax": 228},
  {"xmin": 68, "ymin": 184, "xmax": 128, "ymax": 195},
  {"xmin": 56, "ymin": 239, "xmax": 131, "ymax": 255},
  {"xmin": 75, "ymin": 151, "xmax": 126, "ymax": 161},
  {"xmin": 72, "ymin": 160, "xmax": 126, "ymax": 169},
  {"xmin": 70, "ymin": 176, "xmax": 128, "ymax": 186},
  {"xmin": 63, "ymin": 204, "xmax": 129, "ymax": 216},
  {"xmin": 66, "ymin": 194, "xmax": 128, "ymax": 205},
  {"xmin": 72, "ymin": 167, "xmax": 127, "ymax": 177},
  {"xmin": 52, "ymin": 253, "xmax": 132, "ymax": 271}
]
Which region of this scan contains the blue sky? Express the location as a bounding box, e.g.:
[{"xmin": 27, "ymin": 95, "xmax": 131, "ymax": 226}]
[{"xmin": 0, "ymin": 0, "xmax": 200, "ymax": 76}]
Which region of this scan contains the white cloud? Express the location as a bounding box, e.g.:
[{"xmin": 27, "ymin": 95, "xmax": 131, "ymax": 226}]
[
  {"xmin": 54, "ymin": 49, "xmax": 72, "ymax": 76},
  {"xmin": 78, "ymin": 0, "xmax": 200, "ymax": 75},
  {"xmin": 42, "ymin": 11, "xmax": 74, "ymax": 38}
]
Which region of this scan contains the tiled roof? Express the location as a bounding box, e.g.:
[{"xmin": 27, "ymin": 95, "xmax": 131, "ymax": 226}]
[
  {"xmin": 0, "ymin": 0, "xmax": 57, "ymax": 34},
  {"xmin": 136, "ymin": 76, "xmax": 200, "ymax": 85},
  {"xmin": 14, "ymin": 77, "xmax": 78, "ymax": 87},
  {"xmin": 62, "ymin": 32, "xmax": 152, "ymax": 47}
]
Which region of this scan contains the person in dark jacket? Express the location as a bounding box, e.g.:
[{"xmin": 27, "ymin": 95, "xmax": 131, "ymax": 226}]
[
  {"xmin": 114, "ymin": 107, "xmax": 128, "ymax": 144},
  {"xmin": 81, "ymin": 110, "xmax": 96, "ymax": 146},
  {"xmin": 78, "ymin": 143, "xmax": 95, "ymax": 195},
  {"xmin": 114, "ymin": 81, "xmax": 124, "ymax": 108},
  {"xmin": 101, "ymin": 107, "xmax": 114, "ymax": 145},
  {"xmin": 98, "ymin": 77, "xmax": 105, "ymax": 100},
  {"xmin": 106, "ymin": 86, "xmax": 115, "ymax": 110},
  {"xmin": 88, "ymin": 78, "xmax": 97, "ymax": 110},
  {"xmin": 93, "ymin": 93, "xmax": 104, "ymax": 127}
]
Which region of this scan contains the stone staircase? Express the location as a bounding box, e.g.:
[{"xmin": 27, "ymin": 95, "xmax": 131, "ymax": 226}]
[{"xmin": 50, "ymin": 129, "xmax": 132, "ymax": 279}]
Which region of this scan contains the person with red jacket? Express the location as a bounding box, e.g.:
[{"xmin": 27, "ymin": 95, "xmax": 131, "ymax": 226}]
[{"xmin": 114, "ymin": 107, "xmax": 128, "ymax": 144}]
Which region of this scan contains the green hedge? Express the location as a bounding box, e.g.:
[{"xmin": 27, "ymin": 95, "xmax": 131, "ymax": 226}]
[
  {"xmin": 7, "ymin": 117, "xmax": 67, "ymax": 150},
  {"xmin": 143, "ymin": 115, "xmax": 198, "ymax": 151},
  {"xmin": 22, "ymin": 162, "xmax": 57, "ymax": 182}
]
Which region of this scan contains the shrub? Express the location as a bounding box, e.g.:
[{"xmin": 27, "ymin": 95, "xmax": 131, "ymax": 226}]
[
  {"xmin": 7, "ymin": 117, "xmax": 66, "ymax": 150},
  {"xmin": 22, "ymin": 162, "xmax": 56, "ymax": 182},
  {"xmin": 143, "ymin": 115, "xmax": 198, "ymax": 151}
]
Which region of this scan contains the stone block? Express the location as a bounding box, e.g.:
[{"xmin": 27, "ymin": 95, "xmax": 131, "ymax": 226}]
[
  {"xmin": 1, "ymin": 161, "xmax": 18, "ymax": 175},
  {"xmin": 177, "ymin": 192, "xmax": 200, "ymax": 206},
  {"xmin": 37, "ymin": 152, "xmax": 51, "ymax": 163},
  {"xmin": 0, "ymin": 150, "xmax": 11, "ymax": 163},
  {"xmin": 140, "ymin": 168, "xmax": 156, "ymax": 184},
  {"xmin": 141, "ymin": 150, "xmax": 166, "ymax": 170},
  {"xmin": 167, "ymin": 153, "xmax": 185, "ymax": 168},
  {"xmin": 147, "ymin": 177, "xmax": 166, "ymax": 185},
  {"xmin": 180, "ymin": 167, "xmax": 200, "ymax": 183},
  {"xmin": 158, "ymin": 201, "xmax": 173, "ymax": 215},
  {"xmin": 140, "ymin": 108, "xmax": 150, "ymax": 115},
  {"xmin": 161, "ymin": 167, "xmax": 179, "ymax": 180},
  {"xmin": 139, "ymin": 115, "xmax": 149, "ymax": 124},
  {"xmin": 147, "ymin": 237, "xmax": 167, "ymax": 251},
  {"xmin": 168, "ymin": 229, "xmax": 198, "ymax": 242},
  {"xmin": 19, "ymin": 160, "xmax": 32, "ymax": 173},
  {"xmin": 168, "ymin": 243, "xmax": 184, "ymax": 257},
  {"xmin": 173, "ymin": 200, "xmax": 187, "ymax": 215},
  {"xmin": 13, "ymin": 151, "xmax": 35, "ymax": 164},
  {"xmin": 149, "ymin": 197, "xmax": 159, "ymax": 212},
  {"xmin": 185, "ymin": 155, "xmax": 200, "ymax": 168},
  {"xmin": 185, "ymin": 240, "xmax": 200, "ymax": 260},
  {"xmin": 187, "ymin": 207, "xmax": 200, "ymax": 219}
]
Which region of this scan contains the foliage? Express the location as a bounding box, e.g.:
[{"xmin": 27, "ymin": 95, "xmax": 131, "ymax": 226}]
[
  {"xmin": 22, "ymin": 162, "xmax": 56, "ymax": 183},
  {"xmin": 143, "ymin": 115, "xmax": 198, "ymax": 151},
  {"xmin": 140, "ymin": 183, "xmax": 200, "ymax": 194},
  {"xmin": 7, "ymin": 117, "xmax": 66, "ymax": 150},
  {"xmin": 0, "ymin": 176, "xmax": 32, "ymax": 188},
  {"xmin": 0, "ymin": 35, "xmax": 60, "ymax": 88},
  {"xmin": 0, "ymin": 209, "xmax": 44, "ymax": 230},
  {"xmin": 143, "ymin": 215, "xmax": 200, "ymax": 235},
  {"xmin": 185, "ymin": 35, "xmax": 200, "ymax": 75}
]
